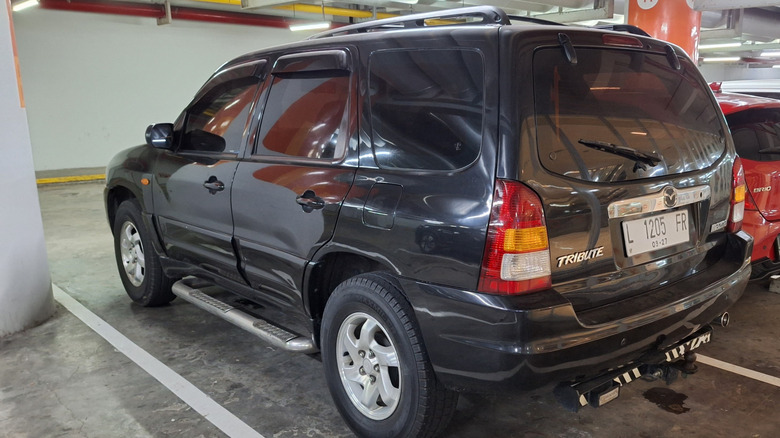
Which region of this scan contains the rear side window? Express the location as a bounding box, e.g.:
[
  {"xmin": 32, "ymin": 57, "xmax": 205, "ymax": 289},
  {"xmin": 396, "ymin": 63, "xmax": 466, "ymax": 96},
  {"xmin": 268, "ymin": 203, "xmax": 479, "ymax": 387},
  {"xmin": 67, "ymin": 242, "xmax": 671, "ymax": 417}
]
[
  {"xmin": 533, "ymin": 48, "xmax": 724, "ymax": 183},
  {"xmin": 368, "ymin": 49, "xmax": 485, "ymax": 171},
  {"xmin": 256, "ymin": 73, "xmax": 350, "ymax": 160},
  {"xmin": 726, "ymin": 108, "xmax": 780, "ymax": 162}
]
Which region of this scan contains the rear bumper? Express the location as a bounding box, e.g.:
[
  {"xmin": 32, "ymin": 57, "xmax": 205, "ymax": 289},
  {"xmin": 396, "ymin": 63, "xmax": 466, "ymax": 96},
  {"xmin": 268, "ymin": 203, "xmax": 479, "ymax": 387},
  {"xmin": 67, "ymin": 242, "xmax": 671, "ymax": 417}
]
[
  {"xmin": 743, "ymin": 210, "xmax": 780, "ymax": 275},
  {"xmin": 404, "ymin": 231, "xmax": 752, "ymax": 393}
]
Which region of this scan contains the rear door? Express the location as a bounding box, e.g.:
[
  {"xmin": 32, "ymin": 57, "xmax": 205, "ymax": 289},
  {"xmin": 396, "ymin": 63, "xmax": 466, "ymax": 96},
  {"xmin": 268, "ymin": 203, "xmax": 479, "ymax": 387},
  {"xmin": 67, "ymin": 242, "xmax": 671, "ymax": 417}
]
[
  {"xmin": 231, "ymin": 49, "xmax": 357, "ymax": 309},
  {"xmin": 726, "ymin": 106, "xmax": 780, "ymax": 222},
  {"xmin": 519, "ymin": 35, "xmax": 733, "ymax": 316},
  {"xmin": 153, "ymin": 61, "xmax": 263, "ymax": 282}
]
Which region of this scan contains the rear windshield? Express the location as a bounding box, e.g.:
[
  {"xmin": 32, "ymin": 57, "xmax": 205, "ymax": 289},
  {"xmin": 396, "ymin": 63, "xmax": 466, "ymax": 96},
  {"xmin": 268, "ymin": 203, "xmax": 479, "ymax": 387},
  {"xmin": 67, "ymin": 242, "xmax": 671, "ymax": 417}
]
[
  {"xmin": 533, "ymin": 48, "xmax": 725, "ymax": 183},
  {"xmin": 726, "ymin": 108, "xmax": 780, "ymax": 162}
]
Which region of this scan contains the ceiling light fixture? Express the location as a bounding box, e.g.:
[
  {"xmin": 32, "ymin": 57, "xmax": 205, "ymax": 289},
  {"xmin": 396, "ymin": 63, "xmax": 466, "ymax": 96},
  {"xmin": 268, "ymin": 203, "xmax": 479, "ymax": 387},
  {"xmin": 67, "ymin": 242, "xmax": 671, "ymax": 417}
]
[
  {"xmin": 701, "ymin": 57, "xmax": 741, "ymax": 63},
  {"xmin": 12, "ymin": 0, "xmax": 38, "ymax": 11},
  {"xmin": 760, "ymin": 51, "xmax": 780, "ymax": 58},
  {"xmin": 699, "ymin": 42, "xmax": 742, "ymax": 50},
  {"xmin": 289, "ymin": 22, "xmax": 331, "ymax": 31}
]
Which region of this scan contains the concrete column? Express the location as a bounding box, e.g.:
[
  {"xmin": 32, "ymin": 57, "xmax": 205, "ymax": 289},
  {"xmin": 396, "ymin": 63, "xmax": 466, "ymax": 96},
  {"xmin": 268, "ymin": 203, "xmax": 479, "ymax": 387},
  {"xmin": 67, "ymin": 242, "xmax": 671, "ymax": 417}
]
[
  {"xmin": 628, "ymin": 0, "xmax": 702, "ymax": 60},
  {"xmin": 0, "ymin": 0, "xmax": 54, "ymax": 337}
]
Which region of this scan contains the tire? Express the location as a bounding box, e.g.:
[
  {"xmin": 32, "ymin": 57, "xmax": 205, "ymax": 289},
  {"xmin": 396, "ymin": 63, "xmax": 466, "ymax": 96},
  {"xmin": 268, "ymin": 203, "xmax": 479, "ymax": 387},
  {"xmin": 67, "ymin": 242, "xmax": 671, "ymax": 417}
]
[
  {"xmin": 113, "ymin": 199, "xmax": 175, "ymax": 307},
  {"xmin": 321, "ymin": 273, "xmax": 458, "ymax": 438}
]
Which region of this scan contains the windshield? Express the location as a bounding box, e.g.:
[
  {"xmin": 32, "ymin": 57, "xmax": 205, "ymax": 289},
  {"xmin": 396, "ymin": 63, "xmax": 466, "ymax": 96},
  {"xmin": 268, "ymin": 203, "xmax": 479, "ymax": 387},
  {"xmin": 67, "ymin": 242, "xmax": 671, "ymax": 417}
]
[{"xmin": 533, "ymin": 47, "xmax": 725, "ymax": 183}]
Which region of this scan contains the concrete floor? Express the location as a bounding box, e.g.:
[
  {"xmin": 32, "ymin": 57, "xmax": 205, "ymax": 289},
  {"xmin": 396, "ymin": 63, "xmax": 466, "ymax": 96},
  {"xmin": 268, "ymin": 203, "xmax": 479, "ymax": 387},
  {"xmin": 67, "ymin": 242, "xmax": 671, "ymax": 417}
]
[{"xmin": 1, "ymin": 181, "xmax": 779, "ymax": 437}]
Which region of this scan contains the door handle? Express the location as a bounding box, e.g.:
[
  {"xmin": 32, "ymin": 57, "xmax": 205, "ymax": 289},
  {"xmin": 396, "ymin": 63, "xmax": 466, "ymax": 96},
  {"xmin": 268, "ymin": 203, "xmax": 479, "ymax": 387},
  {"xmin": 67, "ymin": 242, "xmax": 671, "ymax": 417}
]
[
  {"xmin": 203, "ymin": 176, "xmax": 225, "ymax": 194},
  {"xmin": 296, "ymin": 190, "xmax": 325, "ymax": 212}
]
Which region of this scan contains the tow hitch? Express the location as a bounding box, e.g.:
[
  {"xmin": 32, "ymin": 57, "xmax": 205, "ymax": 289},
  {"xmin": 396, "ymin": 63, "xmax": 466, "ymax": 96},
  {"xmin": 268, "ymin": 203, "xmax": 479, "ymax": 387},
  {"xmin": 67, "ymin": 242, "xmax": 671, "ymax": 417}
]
[{"xmin": 554, "ymin": 326, "xmax": 713, "ymax": 412}]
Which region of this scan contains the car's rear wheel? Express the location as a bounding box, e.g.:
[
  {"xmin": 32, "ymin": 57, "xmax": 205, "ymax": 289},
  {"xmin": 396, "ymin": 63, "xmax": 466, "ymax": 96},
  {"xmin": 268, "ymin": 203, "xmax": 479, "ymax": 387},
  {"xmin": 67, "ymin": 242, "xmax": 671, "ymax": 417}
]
[
  {"xmin": 113, "ymin": 199, "xmax": 175, "ymax": 306},
  {"xmin": 321, "ymin": 273, "xmax": 458, "ymax": 438}
]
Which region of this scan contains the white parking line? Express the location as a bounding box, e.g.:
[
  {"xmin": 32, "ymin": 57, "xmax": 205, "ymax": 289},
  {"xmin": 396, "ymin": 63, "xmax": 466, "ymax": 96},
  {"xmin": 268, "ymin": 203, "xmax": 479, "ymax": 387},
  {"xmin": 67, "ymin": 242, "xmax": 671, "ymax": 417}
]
[
  {"xmin": 53, "ymin": 282, "xmax": 780, "ymax": 433},
  {"xmin": 698, "ymin": 354, "xmax": 780, "ymax": 388},
  {"xmin": 53, "ymin": 285, "xmax": 264, "ymax": 438}
]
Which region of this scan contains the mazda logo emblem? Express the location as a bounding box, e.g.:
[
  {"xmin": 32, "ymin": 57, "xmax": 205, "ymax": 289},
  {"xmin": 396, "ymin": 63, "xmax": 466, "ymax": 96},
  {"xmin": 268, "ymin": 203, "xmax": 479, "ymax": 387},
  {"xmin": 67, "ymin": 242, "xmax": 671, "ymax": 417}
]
[{"xmin": 663, "ymin": 186, "xmax": 677, "ymax": 208}]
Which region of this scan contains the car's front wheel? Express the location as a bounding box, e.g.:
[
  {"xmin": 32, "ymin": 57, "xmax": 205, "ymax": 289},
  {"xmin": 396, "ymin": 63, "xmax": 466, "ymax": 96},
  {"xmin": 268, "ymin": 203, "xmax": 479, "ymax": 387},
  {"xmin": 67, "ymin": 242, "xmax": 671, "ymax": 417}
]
[
  {"xmin": 321, "ymin": 273, "xmax": 458, "ymax": 438},
  {"xmin": 113, "ymin": 199, "xmax": 175, "ymax": 306}
]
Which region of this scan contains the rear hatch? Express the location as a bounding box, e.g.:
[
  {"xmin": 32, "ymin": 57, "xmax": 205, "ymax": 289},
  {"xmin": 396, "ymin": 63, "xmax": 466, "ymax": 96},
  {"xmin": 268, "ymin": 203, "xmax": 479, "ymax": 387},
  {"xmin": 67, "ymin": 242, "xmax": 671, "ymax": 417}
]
[
  {"xmin": 725, "ymin": 106, "xmax": 780, "ymax": 222},
  {"xmin": 513, "ymin": 30, "xmax": 736, "ymax": 320}
]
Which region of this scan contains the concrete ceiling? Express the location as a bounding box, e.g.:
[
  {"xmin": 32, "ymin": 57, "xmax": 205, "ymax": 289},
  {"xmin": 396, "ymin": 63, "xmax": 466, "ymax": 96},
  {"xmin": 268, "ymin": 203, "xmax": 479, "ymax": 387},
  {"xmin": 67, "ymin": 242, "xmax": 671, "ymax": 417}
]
[
  {"xmin": 15, "ymin": 0, "xmax": 780, "ymax": 67},
  {"xmin": 192, "ymin": 0, "xmax": 780, "ymax": 67}
]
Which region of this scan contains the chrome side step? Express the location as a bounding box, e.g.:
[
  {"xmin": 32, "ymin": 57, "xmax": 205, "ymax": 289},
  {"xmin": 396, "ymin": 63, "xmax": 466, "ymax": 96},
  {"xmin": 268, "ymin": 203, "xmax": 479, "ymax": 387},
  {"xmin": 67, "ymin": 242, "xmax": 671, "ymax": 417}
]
[{"xmin": 171, "ymin": 278, "xmax": 318, "ymax": 354}]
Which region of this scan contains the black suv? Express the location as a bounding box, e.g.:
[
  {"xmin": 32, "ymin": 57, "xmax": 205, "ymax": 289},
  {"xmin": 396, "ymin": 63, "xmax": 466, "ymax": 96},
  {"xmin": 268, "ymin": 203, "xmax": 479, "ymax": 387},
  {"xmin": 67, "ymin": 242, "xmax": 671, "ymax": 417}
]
[{"xmin": 105, "ymin": 7, "xmax": 752, "ymax": 437}]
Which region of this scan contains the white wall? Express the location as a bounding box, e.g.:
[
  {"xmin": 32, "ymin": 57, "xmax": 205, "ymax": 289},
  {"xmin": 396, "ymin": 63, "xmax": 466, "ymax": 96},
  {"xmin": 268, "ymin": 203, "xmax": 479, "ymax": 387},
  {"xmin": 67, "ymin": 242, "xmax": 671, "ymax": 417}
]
[
  {"xmin": 699, "ymin": 64, "xmax": 780, "ymax": 82},
  {"xmin": 1, "ymin": 0, "xmax": 54, "ymax": 336},
  {"xmin": 12, "ymin": 8, "xmax": 307, "ymax": 171}
]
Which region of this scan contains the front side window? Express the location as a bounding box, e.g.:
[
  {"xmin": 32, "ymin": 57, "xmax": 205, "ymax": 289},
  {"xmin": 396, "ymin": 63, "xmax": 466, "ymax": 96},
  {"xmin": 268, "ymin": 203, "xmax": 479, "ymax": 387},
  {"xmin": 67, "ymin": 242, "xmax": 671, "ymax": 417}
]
[
  {"xmin": 255, "ymin": 72, "xmax": 350, "ymax": 160},
  {"xmin": 533, "ymin": 48, "xmax": 725, "ymax": 182},
  {"xmin": 368, "ymin": 49, "xmax": 485, "ymax": 171},
  {"xmin": 726, "ymin": 108, "xmax": 780, "ymax": 162},
  {"xmin": 180, "ymin": 77, "xmax": 259, "ymax": 154}
]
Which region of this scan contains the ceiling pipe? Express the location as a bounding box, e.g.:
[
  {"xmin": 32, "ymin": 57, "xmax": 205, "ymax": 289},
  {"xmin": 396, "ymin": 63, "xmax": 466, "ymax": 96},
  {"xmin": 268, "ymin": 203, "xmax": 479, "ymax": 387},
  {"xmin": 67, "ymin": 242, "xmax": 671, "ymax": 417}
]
[
  {"xmin": 522, "ymin": 0, "xmax": 593, "ymax": 7},
  {"xmin": 411, "ymin": 0, "xmax": 553, "ymax": 13},
  {"xmin": 38, "ymin": 0, "xmax": 161, "ymax": 18},
  {"xmin": 701, "ymin": 7, "xmax": 780, "ymax": 42},
  {"xmin": 191, "ymin": 0, "xmax": 398, "ymax": 20},
  {"xmin": 740, "ymin": 8, "xmax": 780, "ymax": 42},
  {"xmin": 37, "ymin": 0, "xmax": 293, "ymax": 28},
  {"xmin": 274, "ymin": 3, "xmax": 396, "ymax": 19},
  {"xmin": 701, "ymin": 10, "xmax": 729, "ymax": 28},
  {"xmin": 174, "ymin": 6, "xmax": 291, "ymax": 27}
]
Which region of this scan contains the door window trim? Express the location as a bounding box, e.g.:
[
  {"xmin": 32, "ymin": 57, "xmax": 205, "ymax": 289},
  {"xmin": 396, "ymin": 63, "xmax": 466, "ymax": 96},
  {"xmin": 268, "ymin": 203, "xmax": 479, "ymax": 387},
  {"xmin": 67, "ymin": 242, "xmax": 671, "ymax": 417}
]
[
  {"xmin": 248, "ymin": 48, "xmax": 356, "ymax": 165},
  {"xmin": 175, "ymin": 59, "xmax": 267, "ymax": 158}
]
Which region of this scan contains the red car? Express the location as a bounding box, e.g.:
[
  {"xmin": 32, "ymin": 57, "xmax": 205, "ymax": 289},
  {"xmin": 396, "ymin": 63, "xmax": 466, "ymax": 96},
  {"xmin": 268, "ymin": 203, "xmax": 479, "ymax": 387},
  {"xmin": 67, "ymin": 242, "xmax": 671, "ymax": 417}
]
[{"xmin": 714, "ymin": 85, "xmax": 780, "ymax": 280}]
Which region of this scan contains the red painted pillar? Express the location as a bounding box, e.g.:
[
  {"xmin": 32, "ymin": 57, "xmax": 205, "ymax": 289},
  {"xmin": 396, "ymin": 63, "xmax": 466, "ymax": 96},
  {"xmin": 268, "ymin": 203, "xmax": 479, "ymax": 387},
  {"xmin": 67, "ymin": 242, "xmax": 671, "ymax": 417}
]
[{"xmin": 628, "ymin": 0, "xmax": 702, "ymax": 61}]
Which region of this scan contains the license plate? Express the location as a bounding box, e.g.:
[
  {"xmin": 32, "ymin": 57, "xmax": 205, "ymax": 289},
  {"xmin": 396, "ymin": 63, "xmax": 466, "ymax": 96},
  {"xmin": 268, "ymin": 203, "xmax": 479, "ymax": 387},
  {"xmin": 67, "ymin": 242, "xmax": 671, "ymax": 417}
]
[
  {"xmin": 597, "ymin": 386, "xmax": 620, "ymax": 406},
  {"xmin": 622, "ymin": 209, "xmax": 690, "ymax": 257}
]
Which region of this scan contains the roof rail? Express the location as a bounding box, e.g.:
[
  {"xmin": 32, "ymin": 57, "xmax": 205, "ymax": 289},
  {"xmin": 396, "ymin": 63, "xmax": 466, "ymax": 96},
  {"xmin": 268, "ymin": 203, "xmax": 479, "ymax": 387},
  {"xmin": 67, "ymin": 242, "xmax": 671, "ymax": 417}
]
[
  {"xmin": 506, "ymin": 14, "xmax": 565, "ymax": 27},
  {"xmin": 308, "ymin": 6, "xmax": 510, "ymax": 40},
  {"xmin": 593, "ymin": 24, "xmax": 650, "ymax": 37}
]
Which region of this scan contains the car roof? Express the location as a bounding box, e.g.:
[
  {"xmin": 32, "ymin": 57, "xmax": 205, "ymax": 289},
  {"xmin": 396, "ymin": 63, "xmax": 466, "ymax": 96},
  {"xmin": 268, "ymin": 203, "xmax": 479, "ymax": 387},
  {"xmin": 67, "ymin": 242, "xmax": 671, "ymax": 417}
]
[
  {"xmin": 718, "ymin": 79, "xmax": 780, "ymax": 94},
  {"xmin": 220, "ymin": 6, "xmax": 664, "ymax": 73},
  {"xmin": 712, "ymin": 89, "xmax": 780, "ymax": 115}
]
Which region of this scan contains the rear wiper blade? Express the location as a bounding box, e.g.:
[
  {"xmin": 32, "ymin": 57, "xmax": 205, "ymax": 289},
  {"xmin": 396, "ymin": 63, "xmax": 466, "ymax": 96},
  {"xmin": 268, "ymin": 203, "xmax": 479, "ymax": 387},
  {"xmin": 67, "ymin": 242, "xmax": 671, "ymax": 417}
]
[
  {"xmin": 578, "ymin": 139, "xmax": 661, "ymax": 170},
  {"xmin": 758, "ymin": 148, "xmax": 780, "ymax": 154}
]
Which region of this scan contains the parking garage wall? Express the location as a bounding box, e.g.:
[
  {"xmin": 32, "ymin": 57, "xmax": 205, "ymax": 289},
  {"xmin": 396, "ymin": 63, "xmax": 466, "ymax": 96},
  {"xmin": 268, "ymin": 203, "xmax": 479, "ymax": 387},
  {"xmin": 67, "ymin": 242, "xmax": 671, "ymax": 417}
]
[
  {"xmin": 700, "ymin": 64, "xmax": 780, "ymax": 82},
  {"xmin": 12, "ymin": 8, "xmax": 305, "ymax": 172}
]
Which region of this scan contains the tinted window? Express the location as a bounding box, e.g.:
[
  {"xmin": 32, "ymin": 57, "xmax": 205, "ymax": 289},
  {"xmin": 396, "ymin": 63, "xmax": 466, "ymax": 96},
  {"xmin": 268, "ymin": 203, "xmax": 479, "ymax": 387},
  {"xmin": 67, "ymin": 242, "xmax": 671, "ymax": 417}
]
[
  {"xmin": 369, "ymin": 49, "xmax": 484, "ymax": 170},
  {"xmin": 533, "ymin": 48, "xmax": 725, "ymax": 183},
  {"xmin": 727, "ymin": 108, "xmax": 780, "ymax": 162},
  {"xmin": 181, "ymin": 77, "xmax": 259, "ymax": 154},
  {"xmin": 256, "ymin": 73, "xmax": 350, "ymax": 160}
]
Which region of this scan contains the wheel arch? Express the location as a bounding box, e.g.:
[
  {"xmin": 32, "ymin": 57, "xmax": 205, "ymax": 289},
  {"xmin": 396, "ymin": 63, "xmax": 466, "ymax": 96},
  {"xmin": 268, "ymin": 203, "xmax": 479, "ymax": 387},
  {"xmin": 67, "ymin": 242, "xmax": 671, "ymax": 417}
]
[
  {"xmin": 106, "ymin": 181, "xmax": 166, "ymax": 259},
  {"xmin": 304, "ymin": 251, "xmax": 401, "ymax": 345},
  {"xmin": 106, "ymin": 184, "xmax": 141, "ymax": 233}
]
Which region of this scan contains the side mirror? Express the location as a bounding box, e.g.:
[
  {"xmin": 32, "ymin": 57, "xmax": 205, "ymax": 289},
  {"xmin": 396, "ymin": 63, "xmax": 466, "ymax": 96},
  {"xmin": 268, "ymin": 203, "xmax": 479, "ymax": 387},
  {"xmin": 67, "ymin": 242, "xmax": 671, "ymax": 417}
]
[{"xmin": 145, "ymin": 123, "xmax": 174, "ymax": 149}]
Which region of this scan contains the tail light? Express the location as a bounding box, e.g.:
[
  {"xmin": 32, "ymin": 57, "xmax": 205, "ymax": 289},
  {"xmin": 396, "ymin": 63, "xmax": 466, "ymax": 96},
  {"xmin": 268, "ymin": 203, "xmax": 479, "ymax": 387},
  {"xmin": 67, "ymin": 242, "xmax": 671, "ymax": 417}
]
[
  {"xmin": 478, "ymin": 180, "xmax": 551, "ymax": 295},
  {"xmin": 728, "ymin": 157, "xmax": 746, "ymax": 233},
  {"xmin": 744, "ymin": 186, "xmax": 758, "ymax": 211}
]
